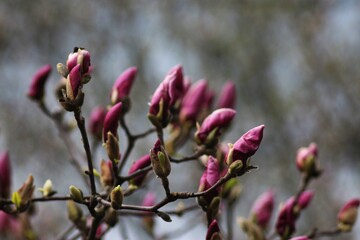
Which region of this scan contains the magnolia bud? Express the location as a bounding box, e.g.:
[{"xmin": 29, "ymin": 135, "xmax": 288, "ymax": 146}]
[
  {"xmin": 150, "ymin": 140, "xmax": 171, "ymax": 179},
  {"xmin": 163, "ymin": 65, "xmax": 185, "ymax": 108},
  {"xmin": 195, "ymin": 108, "xmax": 236, "ymax": 147},
  {"xmin": 89, "ymin": 106, "xmax": 107, "ymax": 141},
  {"xmin": 67, "ymin": 48, "xmax": 91, "ymax": 74},
  {"xmin": 290, "ymin": 237, "xmax": 310, "ymax": 240},
  {"xmin": 103, "ymin": 102, "xmax": 122, "ymax": 142},
  {"xmin": 100, "ymin": 160, "xmax": 114, "ymax": 188},
  {"xmin": 226, "ymin": 125, "xmax": 265, "ymax": 166},
  {"xmin": 110, "ymin": 185, "xmax": 123, "ymax": 210},
  {"xmin": 250, "ymin": 190, "xmax": 275, "ymax": 229},
  {"xmin": 0, "ymin": 151, "xmax": 11, "ymax": 198},
  {"xmin": 296, "ymin": 143, "xmax": 321, "ymax": 178},
  {"xmin": 206, "ymin": 220, "xmax": 222, "ymax": 240},
  {"xmin": 105, "ymin": 132, "xmax": 120, "ymax": 162},
  {"xmin": 238, "ymin": 217, "xmax": 265, "ymax": 240},
  {"xmin": 38, "ymin": 179, "xmax": 56, "ymax": 197},
  {"xmin": 104, "ymin": 208, "xmax": 118, "ymax": 227},
  {"xmin": 27, "ymin": 64, "xmax": 52, "ymax": 101},
  {"xmin": 217, "ymin": 81, "xmax": 236, "ymax": 109},
  {"xmin": 148, "ymin": 81, "xmax": 170, "ymax": 129},
  {"xmin": 110, "ymin": 67, "xmax": 137, "ymax": 105},
  {"xmin": 66, "ymin": 64, "xmax": 82, "ymax": 101},
  {"xmin": 69, "ymin": 185, "xmax": 84, "ymax": 203},
  {"xmin": 14, "ymin": 175, "xmax": 35, "ymax": 211},
  {"xmin": 337, "ymin": 198, "xmax": 360, "ymax": 232},
  {"xmin": 67, "ymin": 200, "xmax": 83, "ymax": 222},
  {"xmin": 128, "ymin": 154, "xmax": 151, "ymax": 187}
]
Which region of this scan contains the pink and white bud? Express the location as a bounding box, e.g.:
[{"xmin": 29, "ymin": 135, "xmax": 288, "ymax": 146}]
[
  {"xmin": 66, "ymin": 64, "xmax": 82, "ymax": 100},
  {"xmin": 110, "ymin": 67, "xmax": 137, "ymax": 104},
  {"xmin": 217, "ymin": 81, "xmax": 236, "ymax": 109},
  {"xmin": 163, "ymin": 65, "xmax": 184, "ymax": 106},
  {"xmin": 198, "ymin": 156, "xmax": 220, "ymax": 206},
  {"xmin": 206, "ymin": 220, "xmax": 222, "ymax": 240},
  {"xmin": 337, "ymin": 198, "xmax": 360, "ymax": 231},
  {"xmin": 250, "ymin": 190, "xmax": 275, "ymax": 229},
  {"xmin": 296, "ymin": 143, "xmax": 318, "ymax": 173},
  {"xmin": 195, "ymin": 108, "xmax": 236, "ymax": 146},
  {"xmin": 128, "ymin": 154, "xmax": 151, "ymax": 187},
  {"xmin": 180, "ymin": 79, "xmax": 208, "ymax": 123},
  {"xmin": 67, "ymin": 48, "xmax": 91, "ymax": 74},
  {"xmin": 0, "ymin": 151, "xmax": 11, "ymax": 198},
  {"xmin": 89, "ymin": 106, "xmax": 107, "ymax": 141},
  {"xmin": 226, "ymin": 125, "xmax": 265, "ymax": 166},
  {"xmin": 148, "ymin": 81, "xmax": 170, "ymax": 128},
  {"xmin": 103, "ymin": 102, "xmax": 122, "ymax": 142},
  {"xmin": 27, "ymin": 64, "xmax": 52, "ymax": 100},
  {"xmin": 290, "ymin": 237, "xmax": 310, "ymax": 240}
]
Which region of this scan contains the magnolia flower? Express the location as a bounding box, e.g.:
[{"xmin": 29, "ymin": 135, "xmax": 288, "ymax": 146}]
[
  {"xmin": 66, "ymin": 64, "xmax": 82, "ymax": 100},
  {"xmin": 195, "ymin": 108, "xmax": 236, "ymax": 146},
  {"xmin": 66, "ymin": 48, "xmax": 91, "ymax": 74},
  {"xmin": 110, "ymin": 67, "xmax": 137, "ymax": 104},
  {"xmin": 27, "ymin": 64, "xmax": 52, "ymax": 100},
  {"xmin": 89, "ymin": 106, "xmax": 107, "ymax": 141},
  {"xmin": 226, "ymin": 125, "xmax": 265, "ymax": 166},
  {"xmin": 206, "ymin": 220, "xmax": 222, "ymax": 240},
  {"xmin": 179, "ymin": 79, "xmax": 208, "ymax": 123},
  {"xmin": 128, "ymin": 154, "xmax": 151, "ymax": 187},
  {"xmin": 103, "ymin": 102, "xmax": 122, "ymax": 142},
  {"xmin": 0, "ymin": 151, "xmax": 11, "ymax": 198},
  {"xmin": 250, "ymin": 190, "xmax": 275, "ymax": 229},
  {"xmin": 337, "ymin": 198, "xmax": 360, "ymax": 231},
  {"xmin": 217, "ymin": 81, "xmax": 236, "ymax": 109}
]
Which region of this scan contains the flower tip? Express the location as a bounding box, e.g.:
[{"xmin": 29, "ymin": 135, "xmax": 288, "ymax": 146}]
[{"xmin": 27, "ymin": 64, "xmax": 52, "ymax": 100}]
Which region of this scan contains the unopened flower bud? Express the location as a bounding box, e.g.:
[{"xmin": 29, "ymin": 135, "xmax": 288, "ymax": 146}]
[
  {"xmin": 66, "ymin": 64, "xmax": 82, "ymax": 100},
  {"xmin": 14, "ymin": 175, "xmax": 35, "ymax": 211},
  {"xmin": 296, "ymin": 143, "xmax": 321, "ymax": 177},
  {"xmin": 148, "ymin": 82, "xmax": 170, "ymax": 129},
  {"xmin": 163, "ymin": 65, "xmax": 185, "ymax": 107},
  {"xmin": 100, "ymin": 160, "xmax": 114, "ymax": 188},
  {"xmin": 110, "ymin": 185, "xmax": 123, "ymax": 210},
  {"xmin": 104, "ymin": 208, "xmax": 118, "ymax": 227},
  {"xmin": 67, "ymin": 47, "xmax": 91, "ymax": 75},
  {"xmin": 69, "ymin": 185, "xmax": 84, "ymax": 203},
  {"xmin": 238, "ymin": 217, "xmax": 265, "ymax": 240},
  {"xmin": 128, "ymin": 154, "xmax": 151, "ymax": 187},
  {"xmin": 0, "ymin": 151, "xmax": 11, "ymax": 198},
  {"xmin": 250, "ymin": 190, "xmax": 275, "ymax": 229},
  {"xmin": 105, "ymin": 132, "xmax": 120, "ymax": 162},
  {"xmin": 290, "ymin": 237, "xmax": 310, "ymax": 240},
  {"xmin": 103, "ymin": 102, "xmax": 122, "ymax": 142},
  {"xmin": 180, "ymin": 79, "xmax": 208, "ymax": 123},
  {"xmin": 150, "ymin": 140, "xmax": 171, "ymax": 179},
  {"xmin": 38, "ymin": 179, "xmax": 56, "ymax": 197},
  {"xmin": 142, "ymin": 193, "xmax": 156, "ymax": 234},
  {"xmin": 337, "ymin": 198, "xmax": 360, "ymax": 232},
  {"xmin": 217, "ymin": 81, "xmax": 236, "ymax": 109},
  {"xmin": 110, "ymin": 67, "xmax": 137, "ymax": 105},
  {"xmin": 67, "ymin": 200, "xmax": 83, "ymax": 223},
  {"xmin": 206, "ymin": 220, "xmax": 222, "ymax": 240},
  {"xmin": 226, "ymin": 125, "xmax": 265, "ymax": 166},
  {"xmin": 195, "ymin": 108, "xmax": 236, "ymax": 147},
  {"xmin": 89, "ymin": 106, "xmax": 107, "ymax": 141},
  {"xmin": 27, "ymin": 64, "xmax": 52, "ymax": 101}
]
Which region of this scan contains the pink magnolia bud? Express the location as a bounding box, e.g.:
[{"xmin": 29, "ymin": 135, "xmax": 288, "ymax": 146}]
[
  {"xmin": 150, "ymin": 139, "xmax": 171, "ymax": 178},
  {"xmin": 206, "ymin": 219, "xmax": 221, "ymax": 240},
  {"xmin": 337, "ymin": 198, "xmax": 360, "ymax": 231},
  {"xmin": 226, "ymin": 125, "xmax": 265, "ymax": 166},
  {"xmin": 103, "ymin": 102, "xmax": 122, "ymax": 142},
  {"xmin": 195, "ymin": 108, "xmax": 236, "ymax": 146},
  {"xmin": 142, "ymin": 192, "xmax": 156, "ymax": 207},
  {"xmin": 110, "ymin": 67, "xmax": 137, "ymax": 104},
  {"xmin": 128, "ymin": 154, "xmax": 151, "ymax": 186},
  {"xmin": 163, "ymin": 65, "xmax": 184, "ymax": 106},
  {"xmin": 67, "ymin": 48, "xmax": 91, "ymax": 74},
  {"xmin": 0, "ymin": 211, "xmax": 19, "ymax": 233},
  {"xmin": 0, "ymin": 151, "xmax": 11, "ymax": 198},
  {"xmin": 217, "ymin": 81, "xmax": 236, "ymax": 109},
  {"xmin": 198, "ymin": 156, "xmax": 220, "ymax": 206},
  {"xmin": 27, "ymin": 64, "xmax": 52, "ymax": 100},
  {"xmin": 297, "ymin": 191, "xmax": 314, "ymax": 210},
  {"xmin": 66, "ymin": 64, "xmax": 82, "ymax": 100},
  {"xmin": 290, "ymin": 237, "xmax": 310, "ymax": 240},
  {"xmin": 250, "ymin": 190, "xmax": 275, "ymax": 229},
  {"xmin": 203, "ymin": 88, "xmax": 215, "ymax": 110},
  {"xmin": 148, "ymin": 81, "xmax": 170, "ymax": 128},
  {"xmin": 296, "ymin": 143, "xmax": 318, "ymax": 174},
  {"xmin": 89, "ymin": 106, "xmax": 107, "ymax": 141},
  {"xmin": 180, "ymin": 79, "xmax": 208, "ymax": 123}
]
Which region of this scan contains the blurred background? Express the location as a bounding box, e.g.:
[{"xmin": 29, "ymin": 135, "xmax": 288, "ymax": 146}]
[{"xmin": 1, "ymin": 0, "xmax": 360, "ymax": 239}]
